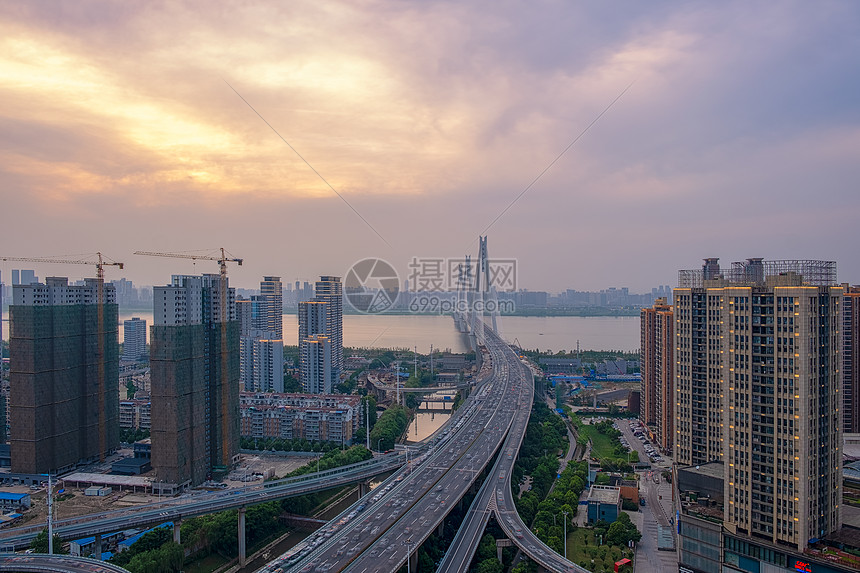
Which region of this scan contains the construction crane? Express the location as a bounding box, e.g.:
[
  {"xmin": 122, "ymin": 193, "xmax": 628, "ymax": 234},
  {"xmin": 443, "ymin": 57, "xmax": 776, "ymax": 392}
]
[
  {"xmin": 0, "ymin": 252, "xmax": 124, "ymax": 463},
  {"xmin": 133, "ymin": 248, "xmax": 242, "ymax": 470}
]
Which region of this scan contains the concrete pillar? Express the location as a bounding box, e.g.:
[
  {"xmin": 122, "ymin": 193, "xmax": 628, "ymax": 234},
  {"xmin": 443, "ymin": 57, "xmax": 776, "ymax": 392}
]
[
  {"xmin": 408, "ymin": 549, "xmax": 418, "ymax": 572},
  {"xmin": 437, "ymin": 522, "xmax": 444, "ymax": 536},
  {"xmin": 93, "ymin": 534, "xmax": 102, "ymax": 560},
  {"xmin": 496, "ymin": 538, "xmax": 513, "ymax": 564},
  {"xmin": 358, "ymin": 481, "xmax": 370, "ymax": 498},
  {"xmin": 238, "ymin": 507, "xmax": 246, "ymax": 567},
  {"xmin": 173, "ymin": 519, "xmax": 181, "ymax": 544}
]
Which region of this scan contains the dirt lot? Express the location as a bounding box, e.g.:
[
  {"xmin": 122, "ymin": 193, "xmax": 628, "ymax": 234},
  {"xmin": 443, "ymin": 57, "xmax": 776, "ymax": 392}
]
[
  {"xmin": 2, "ymin": 452, "xmax": 316, "ymax": 530},
  {"xmin": 226, "ymin": 453, "xmax": 314, "ymax": 485}
]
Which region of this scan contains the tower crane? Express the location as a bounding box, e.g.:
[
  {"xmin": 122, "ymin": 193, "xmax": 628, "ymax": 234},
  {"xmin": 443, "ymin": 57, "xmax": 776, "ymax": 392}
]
[
  {"xmin": 133, "ymin": 248, "xmax": 242, "ymax": 470},
  {"xmin": 0, "ymin": 253, "xmax": 124, "ymax": 463}
]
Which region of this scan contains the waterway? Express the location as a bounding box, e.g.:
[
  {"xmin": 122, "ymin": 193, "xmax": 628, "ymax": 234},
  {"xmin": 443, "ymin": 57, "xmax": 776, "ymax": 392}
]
[
  {"xmin": 2, "ymin": 309, "xmax": 639, "ymax": 351},
  {"xmin": 99, "ymin": 312, "xmax": 640, "ymax": 353},
  {"xmin": 405, "ymin": 401, "xmax": 455, "ymax": 443}
]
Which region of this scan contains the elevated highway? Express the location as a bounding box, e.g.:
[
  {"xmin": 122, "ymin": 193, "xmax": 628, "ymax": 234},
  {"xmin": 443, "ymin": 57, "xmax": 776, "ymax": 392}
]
[
  {"xmin": 439, "ymin": 328, "xmax": 590, "ymax": 573},
  {"xmin": 0, "ymin": 454, "xmax": 406, "ymax": 551},
  {"xmin": 370, "ymin": 378, "xmax": 473, "ymax": 394},
  {"xmin": 260, "ymin": 327, "xmax": 526, "ymax": 572},
  {"xmin": 0, "ymin": 554, "xmax": 131, "ymax": 573}
]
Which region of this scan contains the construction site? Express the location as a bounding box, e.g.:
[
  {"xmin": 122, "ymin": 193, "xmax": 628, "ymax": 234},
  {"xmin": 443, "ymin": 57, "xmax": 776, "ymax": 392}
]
[{"xmin": 9, "ymin": 281, "xmax": 119, "ymax": 475}]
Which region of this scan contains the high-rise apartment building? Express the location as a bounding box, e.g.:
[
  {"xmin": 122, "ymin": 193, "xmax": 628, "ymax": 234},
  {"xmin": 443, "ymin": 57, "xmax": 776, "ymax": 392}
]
[
  {"xmin": 843, "ymin": 286, "xmax": 860, "ymax": 434},
  {"xmin": 675, "ymin": 258, "xmax": 842, "ymax": 550},
  {"xmin": 640, "ymin": 297, "xmax": 673, "ymax": 452},
  {"xmin": 298, "ymin": 301, "xmax": 329, "ymax": 393},
  {"xmin": 122, "ymin": 317, "xmax": 147, "ymax": 362},
  {"xmin": 150, "ymin": 274, "xmax": 239, "ymax": 488},
  {"xmin": 297, "ymin": 277, "xmax": 342, "ymax": 393},
  {"xmin": 674, "ymin": 272, "xmax": 725, "ymax": 467},
  {"xmin": 260, "ymin": 276, "xmax": 283, "ymax": 338},
  {"xmin": 302, "ymin": 335, "xmax": 332, "ymax": 394},
  {"xmin": 238, "ymin": 277, "xmax": 284, "ymax": 393},
  {"xmin": 9, "ymin": 277, "xmax": 119, "ymax": 474},
  {"xmin": 298, "ymin": 300, "xmax": 328, "ymax": 343},
  {"xmin": 314, "ymin": 276, "xmax": 343, "ymax": 377}
]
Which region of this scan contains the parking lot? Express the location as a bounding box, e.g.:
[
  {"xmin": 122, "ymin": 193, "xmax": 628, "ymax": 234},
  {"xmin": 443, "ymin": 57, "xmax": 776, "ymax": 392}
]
[{"xmin": 615, "ymin": 419, "xmax": 666, "ymax": 468}]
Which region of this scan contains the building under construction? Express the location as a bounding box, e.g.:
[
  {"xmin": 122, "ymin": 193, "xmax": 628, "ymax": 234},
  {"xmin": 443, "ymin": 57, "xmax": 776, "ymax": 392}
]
[
  {"xmin": 9, "ymin": 277, "xmax": 119, "ymax": 474},
  {"xmin": 150, "ymin": 275, "xmax": 239, "ymax": 489}
]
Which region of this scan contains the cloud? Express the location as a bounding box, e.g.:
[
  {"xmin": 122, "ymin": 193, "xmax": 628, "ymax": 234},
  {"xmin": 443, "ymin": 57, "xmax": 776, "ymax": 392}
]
[{"xmin": 0, "ymin": 0, "xmax": 858, "ymax": 291}]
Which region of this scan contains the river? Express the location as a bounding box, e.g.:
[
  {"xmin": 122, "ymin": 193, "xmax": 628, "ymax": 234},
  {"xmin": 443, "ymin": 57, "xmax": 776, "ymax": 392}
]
[
  {"xmin": 405, "ymin": 402, "xmax": 455, "ymax": 443},
  {"xmin": 2, "ymin": 308, "xmax": 639, "ymax": 352},
  {"xmin": 102, "ymin": 312, "xmax": 640, "ymax": 353}
]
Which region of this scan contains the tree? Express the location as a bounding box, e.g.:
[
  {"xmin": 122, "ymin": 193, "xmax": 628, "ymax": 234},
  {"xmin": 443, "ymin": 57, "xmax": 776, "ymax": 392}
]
[
  {"xmin": 477, "ymin": 533, "xmax": 496, "ymax": 561},
  {"xmin": 369, "ymin": 405, "xmax": 409, "ymax": 451},
  {"xmin": 125, "ymin": 542, "xmax": 183, "ymax": 573},
  {"xmin": 418, "ymin": 551, "xmax": 435, "ymax": 571},
  {"xmin": 111, "ymin": 527, "xmax": 172, "ymax": 566},
  {"xmin": 282, "ymin": 372, "xmax": 302, "ymax": 393},
  {"xmin": 606, "ymin": 512, "xmax": 641, "ymax": 547},
  {"xmin": 476, "ymin": 559, "xmax": 504, "ymax": 573},
  {"xmin": 30, "ymin": 529, "xmax": 67, "ymax": 554}
]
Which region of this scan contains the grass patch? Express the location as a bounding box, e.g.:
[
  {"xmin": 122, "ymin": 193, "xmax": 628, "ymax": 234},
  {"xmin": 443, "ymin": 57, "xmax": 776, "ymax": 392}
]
[{"xmin": 578, "ymin": 424, "xmax": 617, "ymax": 460}]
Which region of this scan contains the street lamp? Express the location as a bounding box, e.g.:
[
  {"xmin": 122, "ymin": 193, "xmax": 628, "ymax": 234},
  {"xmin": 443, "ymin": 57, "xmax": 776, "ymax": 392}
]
[
  {"xmin": 562, "ymin": 510, "xmax": 569, "ymax": 561},
  {"xmin": 405, "ymin": 539, "xmax": 413, "ymax": 573},
  {"xmin": 44, "ymin": 474, "xmax": 53, "ymax": 555}
]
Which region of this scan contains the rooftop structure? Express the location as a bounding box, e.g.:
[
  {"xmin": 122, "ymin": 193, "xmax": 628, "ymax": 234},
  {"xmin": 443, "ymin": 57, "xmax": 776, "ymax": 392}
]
[{"xmin": 678, "ymin": 258, "xmax": 837, "ymax": 288}]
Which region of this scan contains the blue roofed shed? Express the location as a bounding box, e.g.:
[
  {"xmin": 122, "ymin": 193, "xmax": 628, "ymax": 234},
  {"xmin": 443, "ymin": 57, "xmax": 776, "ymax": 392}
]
[{"xmin": 0, "ymin": 492, "xmax": 30, "ymax": 512}]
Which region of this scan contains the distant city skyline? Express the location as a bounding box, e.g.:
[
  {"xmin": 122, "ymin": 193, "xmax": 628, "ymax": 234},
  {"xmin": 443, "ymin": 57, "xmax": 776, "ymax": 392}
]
[
  {"xmin": 1, "ymin": 2, "xmax": 859, "ymax": 292},
  {"xmin": 4, "ymin": 274, "xmax": 680, "ymax": 305}
]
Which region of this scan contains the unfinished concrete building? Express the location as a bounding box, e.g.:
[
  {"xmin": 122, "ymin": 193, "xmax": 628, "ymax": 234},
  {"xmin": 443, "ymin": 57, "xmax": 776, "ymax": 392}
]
[
  {"xmin": 10, "ymin": 277, "xmax": 119, "ymax": 474},
  {"xmin": 150, "ymin": 274, "xmax": 239, "ymax": 489}
]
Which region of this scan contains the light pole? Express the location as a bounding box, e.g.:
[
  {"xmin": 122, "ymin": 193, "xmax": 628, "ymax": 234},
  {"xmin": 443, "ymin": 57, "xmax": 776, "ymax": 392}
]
[
  {"xmin": 405, "ymin": 540, "xmax": 413, "ymax": 573},
  {"xmin": 46, "ymin": 474, "xmax": 53, "ymax": 554},
  {"xmin": 562, "ymin": 510, "xmax": 569, "ymax": 560}
]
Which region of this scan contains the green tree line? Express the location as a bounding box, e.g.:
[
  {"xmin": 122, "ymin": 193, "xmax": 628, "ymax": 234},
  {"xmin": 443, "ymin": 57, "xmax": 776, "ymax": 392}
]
[{"xmin": 368, "ymin": 405, "xmax": 408, "ymax": 451}]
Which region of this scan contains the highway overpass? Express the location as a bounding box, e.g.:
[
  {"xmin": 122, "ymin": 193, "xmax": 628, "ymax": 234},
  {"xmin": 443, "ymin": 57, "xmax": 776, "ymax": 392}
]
[
  {"xmin": 0, "ymin": 554, "xmax": 131, "ymax": 573},
  {"xmin": 0, "ymin": 453, "xmax": 406, "ymax": 552},
  {"xmin": 439, "ymin": 327, "xmax": 590, "ymax": 573},
  {"xmin": 258, "ymin": 328, "xmax": 522, "ymax": 572}
]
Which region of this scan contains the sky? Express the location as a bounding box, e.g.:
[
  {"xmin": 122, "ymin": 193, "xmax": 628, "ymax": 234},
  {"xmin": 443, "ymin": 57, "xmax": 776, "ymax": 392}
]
[{"xmin": 1, "ymin": 0, "xmax": 859, "ymax": 293}]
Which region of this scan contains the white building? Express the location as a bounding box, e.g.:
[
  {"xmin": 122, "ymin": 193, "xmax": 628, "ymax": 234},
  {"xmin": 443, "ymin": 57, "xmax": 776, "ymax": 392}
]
[
  {"xmin": 238, "ymin": 277, "xmax": 284, "ymax": 393},
  {"xmin": 122, "ymin": 317, "xmax": 147, "ymax": 362},
  {"xmin": 301, "ymin": 335, "xmax": 332, "ymax": 394},
  {"xmin": 297, "ymin": 276, "xmax": 343, "ymax": 392}
]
